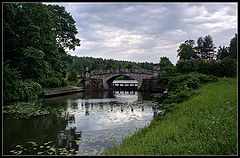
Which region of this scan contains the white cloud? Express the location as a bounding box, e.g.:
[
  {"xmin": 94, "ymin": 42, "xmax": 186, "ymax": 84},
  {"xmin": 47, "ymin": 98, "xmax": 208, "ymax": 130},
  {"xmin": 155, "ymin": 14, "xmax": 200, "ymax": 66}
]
[{"xmin": 53, "ymin": 2, "xmax": 237, "ymax": 64}]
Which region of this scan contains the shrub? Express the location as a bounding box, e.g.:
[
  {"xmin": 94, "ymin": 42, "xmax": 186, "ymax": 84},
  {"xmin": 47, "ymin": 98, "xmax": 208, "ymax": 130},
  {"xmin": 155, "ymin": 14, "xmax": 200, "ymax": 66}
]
[
  {"xmin": 3, "ymin": 62, "xmax": 22, "ymax": 102},
  {"xmin": 68, "ymin": 70, "xmax": 78, "ymax": 82},
  {"xmin": 76, "ymin": 80, "xmax": 84, "ymax": 87},
  {"xmin": 195, "ymin": 73, "xmax": 218, "ymax": 83},
  {"xmin": 219, "ymin": 58, "xmax": 237, "ymax": 77},
  {"xmin": 61, "ymin": 79, "xmax": 68, "ymax": 87},
  {"xmin": 44, "ymin": 77, "xmax": 62, "ymax": 88},
  {"xmin": 43, "ymin": 70, "xmax": 66, "ymax": 88},
  {"xmin": 176, "ymin": 59, "xmax": 237, "ymax": 77},
  {"xmin": 162, "ymin": 72, "xmax": 218, "ymax": 108},
  {"xmin": 3, "ymin": 62, "xmax": 43, "ymax": 102},
  {"xmin": 16, "ymin": 79, "xmax": 42, "ymax": 100},
  {"xmin": 157, "ymin": 65, "xmax": 179, "ymax": 88},
  {"xmin": 163, "ymin": 89, "xmax": 195, "ymax": 104}
]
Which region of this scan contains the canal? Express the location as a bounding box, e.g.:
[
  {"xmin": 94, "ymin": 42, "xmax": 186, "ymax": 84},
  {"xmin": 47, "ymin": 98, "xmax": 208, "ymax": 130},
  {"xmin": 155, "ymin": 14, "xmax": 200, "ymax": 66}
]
[{"xmin": 3, "ymin": 87, "xmax": 163, "ymax": 155}]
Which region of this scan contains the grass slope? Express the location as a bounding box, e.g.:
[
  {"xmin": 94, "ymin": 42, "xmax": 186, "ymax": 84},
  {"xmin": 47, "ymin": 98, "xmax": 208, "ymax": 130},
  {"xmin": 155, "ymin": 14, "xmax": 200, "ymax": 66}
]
[{"xmin": 106, "ymin": 77, "xmax": 237, "ymax": 155}]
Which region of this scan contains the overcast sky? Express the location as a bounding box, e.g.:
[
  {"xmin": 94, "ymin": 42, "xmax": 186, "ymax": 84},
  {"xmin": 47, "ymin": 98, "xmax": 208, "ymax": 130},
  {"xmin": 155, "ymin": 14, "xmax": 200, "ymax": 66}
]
[{"xmin": 45, "ymin": 2, "xmax": 237, "ymax": 64}]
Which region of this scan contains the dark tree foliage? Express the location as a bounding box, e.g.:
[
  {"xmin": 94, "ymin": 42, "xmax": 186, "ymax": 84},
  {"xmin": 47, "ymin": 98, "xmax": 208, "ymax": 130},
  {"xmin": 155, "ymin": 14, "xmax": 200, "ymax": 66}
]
[
  {"xmin": 3, "ymin": 2, "xmax": 80, "ymax": 101},
  {"xmin": 217, "ymin": 46, "xmax": 229, "ymax": 61},
  {"xmin": 159, "ymin": 57, "xmax": 173, "ymax": 68},
  {"xmin": 228, "ymin": 34, "xmax": 237, "ymax": 60},
  {"xmin": 68, "ymin": 70, "xmax": 78, "ymax": 82},
  {"xmin": 47, "ymin": 4, "xmax": 80, "ymax": 50},
  {"xmin": 177, "ymin": 40, "xmax": 198, "ymax": 60},
  {"xmin": 195, "ymin": 35, "xmax": 216, "ymax": 61}
]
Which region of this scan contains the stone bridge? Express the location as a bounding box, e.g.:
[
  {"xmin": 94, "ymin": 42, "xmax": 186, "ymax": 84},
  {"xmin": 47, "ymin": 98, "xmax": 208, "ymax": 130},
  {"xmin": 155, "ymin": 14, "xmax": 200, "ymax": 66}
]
[{"xmin": 83, "ymin": 66, "xmax": 159, "ymax": 91}]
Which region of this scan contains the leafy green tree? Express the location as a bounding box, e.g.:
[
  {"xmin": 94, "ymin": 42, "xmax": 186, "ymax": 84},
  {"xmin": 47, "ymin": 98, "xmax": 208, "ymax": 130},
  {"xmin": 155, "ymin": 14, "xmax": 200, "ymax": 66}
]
[
  {"xmin": 3, "ymin": 2, "xmax": 81, "ymax": 102},
  {"xmin": 3, "ymin": 2, "xmax": 80, "ymax": 79},
  {"xmin": 132, "ymin": 65, "xmax": 141, "ymax": 70},
  {"xmin": 177, "ymin": 40, "xmax": 197, "ymax": 60},
  {"xmin": 105, "ymin": 59, "xmax": 119, "ymax": 69},
  {"xmin": 159, "ymin": 57, "xmax": 173, "ymax": 68},
  {"xmin": 68, "ymin": 70, "xmax": 78, "ymax": 82},
  {"xmin": 3, "ymin": 62, "xmax": 22, "ymax": 102},
  {"xmin": 229, "ymin": 34, "xmax": 237, "ymax": 60},
  {"xmin": 3, "ymin": 3, "xmax": 55, "ymax": 66},
  {"xmin": 217, "ymin": 46, "xmax": 229, "ymax": 61},
  {"xmin": 3, "ymin": 3, "xmax": 57, "ymax": 86},
  {"xmin": 141, "ymin": 62, "xmax": 153, "ymax": 70},
  {"xmin": 47, "ymin": 4, "xmax": 80, "ymax": 50}
]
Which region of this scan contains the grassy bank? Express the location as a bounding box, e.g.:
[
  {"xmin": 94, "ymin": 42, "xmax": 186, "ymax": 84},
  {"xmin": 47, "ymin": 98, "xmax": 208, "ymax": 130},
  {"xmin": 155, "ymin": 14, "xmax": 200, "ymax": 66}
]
[{"xmin": 106, "ymin": 77, "xmax": 237, "ymax": 155}]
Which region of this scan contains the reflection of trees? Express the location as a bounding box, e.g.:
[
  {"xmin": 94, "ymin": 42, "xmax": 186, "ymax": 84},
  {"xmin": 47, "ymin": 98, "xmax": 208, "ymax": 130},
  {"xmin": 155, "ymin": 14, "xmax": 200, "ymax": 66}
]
[
  {"xmin": 152, "ymin": 106, "xmax": 157, "ymax": 117},
  {"xmin": 57, "ymin": 127, "xmax": 81, "ymax": 151},
  {"xmin": 70, "ymin": 102, "xmax": 78, "ymax": 110},
  {"xmin": 100, "ymin": 102, "xmax": 103, "ymax": 109},
  {"xmin": 3, "ymin": 114, "xmax": 69, "ymax": 154},
  {"xmin": 138, "ymin": 91, "xmax": 154, "ymax": 101},
  {"xmin": 84, "ymin": 91, "xmax": 115, "ymax": 99},
  {"xmin": 85, "ymin": 102, "xmax": 90, "ymax": 115},
  {"xmin": 111, "ymin": 104, "xmax": 113, "ymax": 111},
  {"xmin": 91, "ymin": 103, "xmax": 93, "ymax": 110},
  {"xmin": 60, "ymin": 112, "xmax": 75, "ymax": 124},
  {"xmin": 44, "ymin": 92, "xmax": 84, "ymax": 103}
]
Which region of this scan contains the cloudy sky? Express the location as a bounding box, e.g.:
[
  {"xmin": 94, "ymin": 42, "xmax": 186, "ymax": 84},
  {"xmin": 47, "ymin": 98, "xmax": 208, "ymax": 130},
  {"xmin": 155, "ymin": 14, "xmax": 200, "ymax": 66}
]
[{"xmin": 45, "ymin": 2, "xmax": 237, "ymax": 64}]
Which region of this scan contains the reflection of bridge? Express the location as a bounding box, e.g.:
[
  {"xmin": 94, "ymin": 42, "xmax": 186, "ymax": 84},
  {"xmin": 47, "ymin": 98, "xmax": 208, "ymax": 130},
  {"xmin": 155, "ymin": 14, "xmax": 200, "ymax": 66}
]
[
  {"xmin": 83, "ymin": 67, "xmax": 159, "ymax": 91},
  {"xmin": 111, "ymin": 81, "xmax": 138, "ymax": 93}
]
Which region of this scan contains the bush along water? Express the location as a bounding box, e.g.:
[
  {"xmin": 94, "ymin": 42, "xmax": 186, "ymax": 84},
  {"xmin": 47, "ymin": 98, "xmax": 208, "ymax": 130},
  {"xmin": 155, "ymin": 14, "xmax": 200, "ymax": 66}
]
[
  {"xmin": 3, "ymin": 63, "xmax": 43, "ymax": 103},
  {"xmin": 157, "ymin": 72, "xmax": 218, "ymax": 114}
]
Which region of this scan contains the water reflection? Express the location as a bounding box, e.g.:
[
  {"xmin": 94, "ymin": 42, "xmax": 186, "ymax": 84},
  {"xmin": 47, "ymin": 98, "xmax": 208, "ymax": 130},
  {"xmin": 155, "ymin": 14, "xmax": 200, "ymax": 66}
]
[{"xmin": 4, "ymin": 90, "xmax": 162, "ymax": 155}]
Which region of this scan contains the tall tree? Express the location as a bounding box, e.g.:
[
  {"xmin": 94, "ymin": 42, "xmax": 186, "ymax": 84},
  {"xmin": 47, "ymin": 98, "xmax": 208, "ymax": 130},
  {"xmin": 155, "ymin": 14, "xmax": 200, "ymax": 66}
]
[
  {"xmin": 47, "ymin": 4, "xmax": 80, "ymax": 51},
  {"xmin": 3, "ymin": 3, "xmax": 55, "ymax": 83},
  {"xmin": 195, "ymin": 35, "xmax": 216, "ymax": 61},
  {"xmin": 228, "ymin": 34, "xmax": 237, "ymax": 60},
  {"xmin": 204, "ymin": 35, "xmax": 216, "ymax": 61},
  {"xmin": 177, "ymin": 40, "xmax": 197, "ymax": 60},
  {"xmin": 3, "ymin": 2, "xmax": 80, "ymax": 86},
  {"xmin": 195, "ymin": 37, "xmax": 204, "ymax": 59}
]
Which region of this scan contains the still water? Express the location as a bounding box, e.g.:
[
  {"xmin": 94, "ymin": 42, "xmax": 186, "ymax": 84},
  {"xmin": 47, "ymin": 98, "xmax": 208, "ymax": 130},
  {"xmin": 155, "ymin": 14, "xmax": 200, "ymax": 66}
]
[{"xmin": 3, "ymin": 90, "xmax": 162, "ymax": 155}]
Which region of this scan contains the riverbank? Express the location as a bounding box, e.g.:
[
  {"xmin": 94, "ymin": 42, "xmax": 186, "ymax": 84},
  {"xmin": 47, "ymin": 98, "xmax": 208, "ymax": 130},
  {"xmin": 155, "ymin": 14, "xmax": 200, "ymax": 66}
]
[
  {"xmin": 43, "ymin": 86, "xmax": 84, "ymax": 98},
  {"xmin": 106, "ymin": 77, "xmax": 237, "ymax": 155}
]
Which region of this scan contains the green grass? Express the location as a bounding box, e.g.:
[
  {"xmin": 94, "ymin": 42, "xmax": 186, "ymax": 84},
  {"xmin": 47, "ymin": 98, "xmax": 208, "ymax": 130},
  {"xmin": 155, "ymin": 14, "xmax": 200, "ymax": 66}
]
[{"xmin": 106, "ymin": 77, "xmax": 237, "ymax": 155}]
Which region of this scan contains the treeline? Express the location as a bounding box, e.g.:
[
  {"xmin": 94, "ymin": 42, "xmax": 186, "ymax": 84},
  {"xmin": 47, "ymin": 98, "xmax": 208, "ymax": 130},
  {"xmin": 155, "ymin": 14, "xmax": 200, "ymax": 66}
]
[{"xmin": 70, "ymin": 56, "xmax": 153, "ymax": 76}]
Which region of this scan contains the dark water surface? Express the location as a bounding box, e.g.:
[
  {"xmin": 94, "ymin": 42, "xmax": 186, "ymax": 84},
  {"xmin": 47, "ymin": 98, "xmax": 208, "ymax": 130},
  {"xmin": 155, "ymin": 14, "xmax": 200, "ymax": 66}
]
[{"xmin": 3, "ymin": 90, "xmax": 162, "ymax": 155}]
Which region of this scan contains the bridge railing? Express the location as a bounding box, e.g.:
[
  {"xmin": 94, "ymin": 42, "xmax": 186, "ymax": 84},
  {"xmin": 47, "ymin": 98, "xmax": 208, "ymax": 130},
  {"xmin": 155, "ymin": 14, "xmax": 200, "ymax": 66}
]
[{"xmin": 91, "ymin": 69, "xmax": 153, "ymax": 76}]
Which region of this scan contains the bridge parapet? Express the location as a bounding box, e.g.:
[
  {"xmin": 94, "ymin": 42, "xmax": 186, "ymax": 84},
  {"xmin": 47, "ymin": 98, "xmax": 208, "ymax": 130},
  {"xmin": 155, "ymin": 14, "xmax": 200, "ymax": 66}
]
[{"xmin": 90, "ymin": 68, "xmax": 154, "ymax": 76}]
